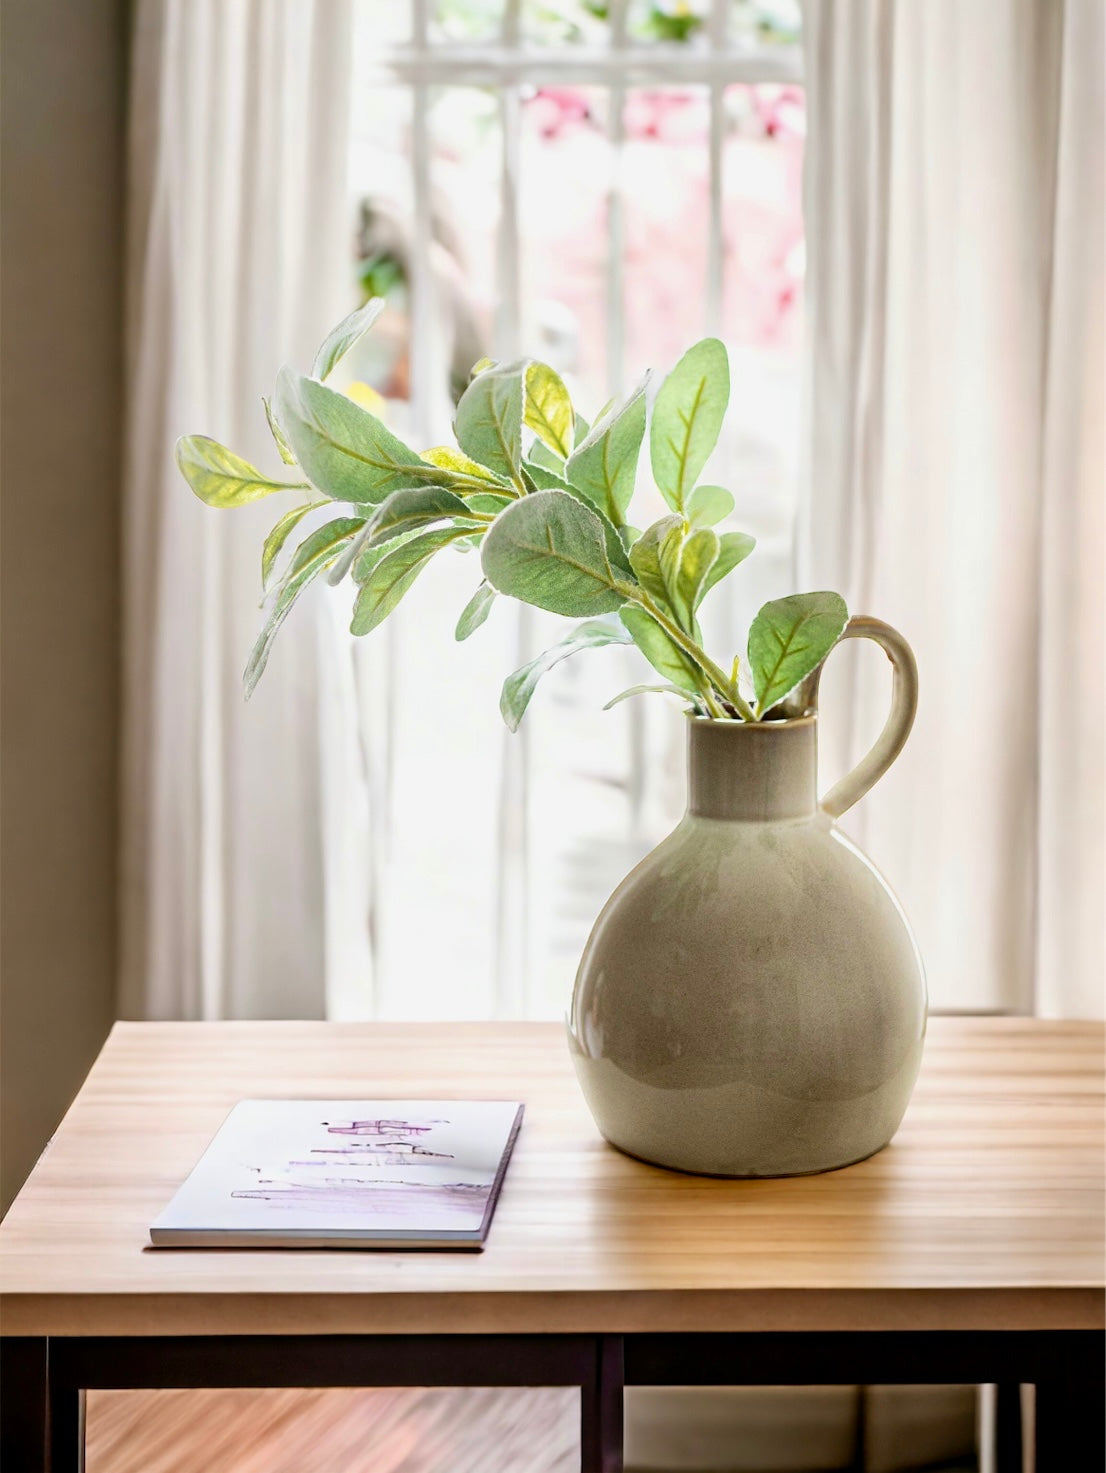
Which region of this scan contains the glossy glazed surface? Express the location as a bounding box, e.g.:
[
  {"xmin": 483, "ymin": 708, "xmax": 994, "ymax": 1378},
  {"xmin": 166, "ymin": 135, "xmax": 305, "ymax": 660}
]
[{"xmin": 568, "ymin": 718, "xmax": 927, "ymax": 1177}]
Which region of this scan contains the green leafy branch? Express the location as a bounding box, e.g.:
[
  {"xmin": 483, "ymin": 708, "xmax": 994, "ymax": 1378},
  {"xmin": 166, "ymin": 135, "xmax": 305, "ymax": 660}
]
[{"xmin": 176, "ymin": 300, "xmax": 848, "ymax": 725}]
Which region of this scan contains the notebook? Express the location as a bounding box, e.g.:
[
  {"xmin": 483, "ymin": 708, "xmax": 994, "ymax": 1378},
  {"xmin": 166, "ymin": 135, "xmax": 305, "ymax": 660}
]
[{"xmin": 149, "ymin": 1099, "xmax": 524, "ymax": 1249}]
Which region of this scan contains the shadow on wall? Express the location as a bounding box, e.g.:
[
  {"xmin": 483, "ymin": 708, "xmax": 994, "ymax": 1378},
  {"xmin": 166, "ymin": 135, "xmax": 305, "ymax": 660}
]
[{"xmin": 0, "ymin": 0, "xmax": 127, "ymax": 1212}]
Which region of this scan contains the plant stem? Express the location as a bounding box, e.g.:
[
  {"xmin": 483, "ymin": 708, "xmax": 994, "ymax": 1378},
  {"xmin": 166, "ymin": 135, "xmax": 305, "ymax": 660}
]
[{"xmin": 623, "ymin": 587, "xmax": 757, "ymax": 721}]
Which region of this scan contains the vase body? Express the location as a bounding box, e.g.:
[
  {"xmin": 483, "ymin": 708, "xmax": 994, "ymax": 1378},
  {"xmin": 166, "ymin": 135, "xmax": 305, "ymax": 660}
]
[{"xmin": 568, "ymin": 714, "xmax": 926, "ymax": 1177}]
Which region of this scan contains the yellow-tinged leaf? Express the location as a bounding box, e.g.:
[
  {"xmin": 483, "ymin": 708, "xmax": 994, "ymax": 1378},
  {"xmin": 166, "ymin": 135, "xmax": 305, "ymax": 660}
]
[
  {"xmin": 176, "ymin": 435, "xmax": 308, "ymax": 508},
  {"xmin": 524, "ymin": 362, "xmax": 574, "ymax": 460},
  {"xmin": 421, "ymin": 446, "xmax": 506, "ymax": 485},
  {"xmin": 344, "ymin": 381, "xmax": 387, "ymax": 416}
]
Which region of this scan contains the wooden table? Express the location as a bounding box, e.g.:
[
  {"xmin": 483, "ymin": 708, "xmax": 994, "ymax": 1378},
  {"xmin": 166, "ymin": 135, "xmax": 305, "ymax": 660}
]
[{"xmin": 1, "ymin": 1018, "xmax": 1102, "ymax": 1472}]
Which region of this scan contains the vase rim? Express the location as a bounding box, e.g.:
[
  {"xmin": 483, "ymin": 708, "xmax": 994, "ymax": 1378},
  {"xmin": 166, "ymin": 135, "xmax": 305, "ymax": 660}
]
[{"xmin": 686, "ymin": 713, "xmax": 817, "ymax": 731}]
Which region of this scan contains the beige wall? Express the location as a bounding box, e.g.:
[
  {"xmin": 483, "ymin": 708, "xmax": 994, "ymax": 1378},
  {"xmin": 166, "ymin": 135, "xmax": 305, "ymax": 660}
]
[{"xmin": 1, "ymin": 0, "xmax": 128, "ymax": 1212}]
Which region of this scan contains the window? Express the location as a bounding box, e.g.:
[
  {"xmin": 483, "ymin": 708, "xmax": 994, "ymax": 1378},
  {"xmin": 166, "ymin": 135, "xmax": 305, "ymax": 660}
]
[{"xmin": 333, "ymin": 0, "xmax": 805, "ymax": 1019}]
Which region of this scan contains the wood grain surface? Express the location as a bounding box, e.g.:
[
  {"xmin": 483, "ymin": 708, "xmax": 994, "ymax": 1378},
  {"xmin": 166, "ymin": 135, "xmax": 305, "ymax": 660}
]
[
  {"xmin": 84, "ymin": 1387, "xmax": 579, "ymax": 1473},
  {"xmin": 0, "ymin": 1018, "xmax": 1101, "ymax": 1337}
]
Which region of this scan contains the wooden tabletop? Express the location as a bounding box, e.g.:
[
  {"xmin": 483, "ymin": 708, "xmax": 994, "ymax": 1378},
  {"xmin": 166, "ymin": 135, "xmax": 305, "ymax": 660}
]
[{"xmin": 0, "ymin": 1018, "xmax": 1102, "ymax": 1338}]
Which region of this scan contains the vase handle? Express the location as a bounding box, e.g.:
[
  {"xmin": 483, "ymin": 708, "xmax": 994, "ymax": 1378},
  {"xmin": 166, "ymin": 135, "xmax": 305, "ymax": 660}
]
[{"xmin": 805, "ymin": 616, "xmax": 919, "ymax": 819}]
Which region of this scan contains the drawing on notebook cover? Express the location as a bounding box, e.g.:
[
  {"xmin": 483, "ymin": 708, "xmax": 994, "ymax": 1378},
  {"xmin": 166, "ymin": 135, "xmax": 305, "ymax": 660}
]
[
  {"xmin": 149, "ymin": 1099, "xmax": 524, "ymax": 1246},
  {"xmin": 230, "ymin": 1115, "xmax": 486, "ymax": 1219}
]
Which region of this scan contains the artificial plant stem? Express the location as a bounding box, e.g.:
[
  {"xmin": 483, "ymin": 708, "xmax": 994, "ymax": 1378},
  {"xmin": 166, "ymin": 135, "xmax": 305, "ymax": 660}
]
[{"xmin": 625, "ymin": 587, "xmax": 757, "ymax": 721}]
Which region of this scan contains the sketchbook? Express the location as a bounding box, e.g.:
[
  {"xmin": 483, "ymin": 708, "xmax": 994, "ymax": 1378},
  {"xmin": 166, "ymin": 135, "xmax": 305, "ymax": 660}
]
[{"xmin": 149, "ymin": 1099, "xmax": 524, "ymax": 1250}]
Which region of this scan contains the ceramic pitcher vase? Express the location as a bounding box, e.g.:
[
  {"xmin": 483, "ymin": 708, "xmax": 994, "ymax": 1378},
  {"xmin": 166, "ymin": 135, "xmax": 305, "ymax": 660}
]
[{"xmin": 568, "ymin": 617, "xmax": 926, "ymax": 1177}]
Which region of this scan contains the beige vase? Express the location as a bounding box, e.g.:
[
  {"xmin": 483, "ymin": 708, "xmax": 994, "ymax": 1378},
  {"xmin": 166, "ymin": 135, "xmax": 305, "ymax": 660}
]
[{"xmin": 568, "ymin": 617, "xmax": 926, "ymax": 1177}]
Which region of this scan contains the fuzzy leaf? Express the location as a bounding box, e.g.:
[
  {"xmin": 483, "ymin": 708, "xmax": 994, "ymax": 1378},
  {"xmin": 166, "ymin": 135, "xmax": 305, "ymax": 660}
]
[
  {"xmin": 528, "ymin": 440, "xmax": 565, "ymax": 475},
  {"xmin": 500, "ymin": 616, "xmax": 633, "ymax": 732},
  {"xmin": 465, "ymin": 492, "xmax": 515, "ymax": 514},
  {"xmin": 262, "ymin": 396, "xmax": 298, "ymax": 465},
  {"xmin": 351, "ymin": 526, "xmax": 471, "ymax": 635},
  {"xmin": 261, "ymin": 502, "xmax": 316, "ymax": 588},
  {"xmin": 650, "ymin": 339, "xmax": 730, "ymax": 512},
  {"xmin": 603, "ymin": 683, "xmax": 698, "ymax": 711},
  {"xmin": 176, "ymin": 435, "xmax": 307, "ymax": 508},
  {"xmin": 686, "ymin": 483, "xmax": 735, "ymax": 528},
  {"xmin": 619, "ymin": 604, "xmax": 702, "ymax": 693},
  {"xmin": 454, "ymin": 360, "xmax": 525, "ymax": 481},
  {"xmin": 480, "ymin": 490, "xmax": 632, "ymax": 619},
  {"xmin": 327, "ymin": 522, "xmax": 374, "ymax": 586},
  {"xmin": 289, "ymin": 516, "xmax": 365, "ymax": 577},
  {"xmin": 747, "ymin": 591, "xmax": 849, "ymax": 716},
  {"xmin": 455, "ymin": 581, "xmax": 496, "ymax": 640},
  {"xmin": 274, "ymin": 367, "xmax": 437, "ymax": 504},
  {"xmin": 564, "ymin": 376, "xmax": 648, "ymax": 526},
  {"xmin": 701, "ymin": 530, "xmax": 756, "ymax": 600},
  {"xmin": 365, "ymin": 486, "xmax": 479, "ymax": 548},
  {"xmin": 311, "ymin": 297, "xmax": 385, "ymax": 382},
  {"xmin": 627, "ymin": 515, "xmax": 686, "ymax": 617},
  {"xmin": 677, "ymin": 528, "xmax": 721, "ymax": 617},
  {"xmin": 522, "ymin": 461, "xmax": 571, "ymax": 492},
  {"xmin": 244, "ymin": 521, "xmax": 362, "ymax": 697},
  {"xmin": 524, "ymin": 362, "xmax": 574, "ymax": 460},
  {"xmin": 421, "ymin": 445, "xmax": 511, "ymax": 488}
]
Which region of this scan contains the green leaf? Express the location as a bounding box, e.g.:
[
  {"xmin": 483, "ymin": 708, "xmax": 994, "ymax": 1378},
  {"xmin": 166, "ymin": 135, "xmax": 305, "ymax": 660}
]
[
  {"xmin": 686, "ymin": 483, "xmax": 734, "ymax": 528},
  {"xmin": 677, "ymin": 528, "xmax": 721, "ymax": 617},
  {"xmin": 603, "ymin": 683, "xmax": 700, "ymax": 711},
  {"xmin": 454, "ymin": 360, "xmax": 525, "ymax": 481},
  {"xmin": 261, "ymin": 502, "xmax": 316, "ymax": 588},
  {"xmin": 619, "ymin": 605, "xmax": 702, "ymax": 694},
  {"xmin": 564, "ymin": 376, "xmax": 648, "ymax": 527},
  {"xmin": 311, "ymin": 297, "xmax": 385, "ymax": 382},
  {"xmin": 421, "ymin": 445, "xmax": 511, "ymax": 488},
  {"xmin": 747, "ymin": 591, "xmax": 849, "ymax": 717},
  {"xmin": 455, "ymin": 581, "xmax": 496, "ymax": 640},
  {"xmin": 573, "ymin": 414, "xmax": 591, "ymax": 446},
  {"xmin": 289, "ymin": 516, "xmax": 366, "ymax": 576},
  {"xmin": 464, "ymin": 492, "xmax": 515, "ymax": 515},
  {"xmin": 524, "ymin": 362, "xmax": 574, "ymax": 459},
  {"xmin": 327, "ymin": 521, "xmax": 374, "ymax": 586},
  {"xmin": 500, "ymin": 616, "xmax": 633, "ymax": 732},
  {"xmin": 274, "ymin": 367, "xmax": 436, "ymax": 504},
  {"xmin": 627, "ymin": 515, "xmax": 686, "ymax": 616},
  {"xmin": 351, "ymin": 526, "xmax": 471, "ymax": 635},
  {"xmin": 262, "ymin": 396, "xmax": 298, "ymax": 466},
  {"xmin": 365, "ymin": 486, "xmax": 480, "ymax": 548},
  {"xmin": 244, "ymin": 521, "xmax": 362, "ymax": 697},
  {"xmin": 470, "ymin": 356, "xmax": 496, "ymax": 376},
  {"xmin": 701, "ymin": 530, "xmax": 756, "ymax": 600},
  {"xmin": 176, "ymin": 435, "xmax": 308, "ymax": 508},
  {"xmin": 528, "ymin": 439, "xmax": 565, "ymax": 475},
  {"xmin": 480, "ymin": 490, "xmax": 633, "ymax": 619},
  {"xmin": 521, "ymin": 460, "xmax": 571, "ymax": 492},
  {"xmin": 650, "ymin": 338, "xmax": 730, "ymax": 512}
]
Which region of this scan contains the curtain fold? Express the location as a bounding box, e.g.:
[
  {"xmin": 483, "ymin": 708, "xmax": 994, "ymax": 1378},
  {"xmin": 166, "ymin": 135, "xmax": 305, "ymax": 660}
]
[
  {"xmin": 800, "ymin": 0, "xmax": 1103, "ymax": 1015},
  {"xmin": 120, "ymin": 0, "xmax": 354, "ymax": 1019}
]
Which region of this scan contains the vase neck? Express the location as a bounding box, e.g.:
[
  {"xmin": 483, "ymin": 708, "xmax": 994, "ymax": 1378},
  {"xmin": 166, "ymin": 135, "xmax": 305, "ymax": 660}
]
[{"xmin": 687, "ymin": 717, "xmax": 818, "ymax": 821}]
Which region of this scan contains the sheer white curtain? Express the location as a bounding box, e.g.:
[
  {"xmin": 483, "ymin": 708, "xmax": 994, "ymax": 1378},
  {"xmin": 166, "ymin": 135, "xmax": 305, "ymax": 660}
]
[
  {"xmin": 120, "ymin": 0, "xmax": 354, "ymax": 1019},
  {"xmin": 800, "ymin": 0, "xmax": 1104, "ymax": 1015}
]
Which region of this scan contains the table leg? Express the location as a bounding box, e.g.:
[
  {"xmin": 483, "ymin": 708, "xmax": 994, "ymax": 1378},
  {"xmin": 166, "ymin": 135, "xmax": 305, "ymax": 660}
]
[
  {"xmin": 581, "ymin": 1334, "xmax": 623, "ymax": 1473},
  {"xmin": 1035, "ymin": 1379, "xmax": 1105, "ymax": 1473},
  {"xmin": 47, "ymin": 1384, "xmax": 84, "ymax": 1473},
  {"xmin": 993, "ymin": 1383, "xmax": 1022, "ymax": 1472},
  {"xmin": 0, "ymin": 1338, "xmax": 48, "ymax": 1473}
]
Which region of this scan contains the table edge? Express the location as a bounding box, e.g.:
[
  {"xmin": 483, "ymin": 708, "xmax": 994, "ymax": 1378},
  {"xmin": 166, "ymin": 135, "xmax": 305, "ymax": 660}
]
[{"xmin": 2, "ymin": 1286, "xmax": 1102, "ymax": 1338}]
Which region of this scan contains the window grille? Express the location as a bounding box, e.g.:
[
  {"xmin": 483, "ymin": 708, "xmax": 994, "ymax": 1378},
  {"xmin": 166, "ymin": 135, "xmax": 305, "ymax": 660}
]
[{"xmin": 340, "ymin": 0, "xmax": 805, "ymax": 1019}]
